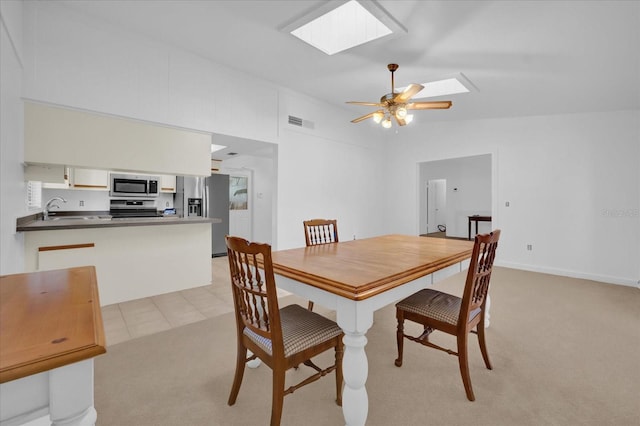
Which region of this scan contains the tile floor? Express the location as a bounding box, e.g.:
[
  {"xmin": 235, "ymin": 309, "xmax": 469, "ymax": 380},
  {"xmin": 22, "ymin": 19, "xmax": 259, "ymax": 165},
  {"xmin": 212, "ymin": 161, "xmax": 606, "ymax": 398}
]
[{"xmin": 100, "ymin": 256, "xmax": 293, "ymax": 346}]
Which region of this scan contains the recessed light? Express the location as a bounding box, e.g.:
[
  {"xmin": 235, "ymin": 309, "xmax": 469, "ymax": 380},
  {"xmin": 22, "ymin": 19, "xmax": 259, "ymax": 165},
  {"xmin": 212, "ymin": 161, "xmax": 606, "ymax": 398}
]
[{"xmin": 282, "ymin": 0, "xmax": 406, "ymax": 55}]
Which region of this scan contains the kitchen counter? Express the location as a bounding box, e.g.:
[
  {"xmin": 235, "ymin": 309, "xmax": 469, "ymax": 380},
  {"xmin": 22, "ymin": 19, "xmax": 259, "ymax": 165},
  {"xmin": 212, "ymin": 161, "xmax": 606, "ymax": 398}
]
[
  {"xmin": 17, "ymin": 212, "xmax": 220, "ymax": 232},
  {"xmin": 21, "ymin": 211, "xmax": 217, "ymax": 305}
]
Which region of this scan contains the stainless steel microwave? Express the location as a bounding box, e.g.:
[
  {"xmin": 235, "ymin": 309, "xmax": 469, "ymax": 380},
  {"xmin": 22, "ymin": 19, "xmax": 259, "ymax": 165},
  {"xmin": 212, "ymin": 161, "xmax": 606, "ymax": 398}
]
[{"xmin": 110, "ymin": 173, "xmax": 159, "ymax": 198}]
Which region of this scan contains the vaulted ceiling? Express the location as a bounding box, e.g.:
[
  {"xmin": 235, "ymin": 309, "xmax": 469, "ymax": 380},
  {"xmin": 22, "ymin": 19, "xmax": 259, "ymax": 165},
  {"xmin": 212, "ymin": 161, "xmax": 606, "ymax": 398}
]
[{"xmin": 60, "ymin": 0, "xmax": 639, "ymax": 126}]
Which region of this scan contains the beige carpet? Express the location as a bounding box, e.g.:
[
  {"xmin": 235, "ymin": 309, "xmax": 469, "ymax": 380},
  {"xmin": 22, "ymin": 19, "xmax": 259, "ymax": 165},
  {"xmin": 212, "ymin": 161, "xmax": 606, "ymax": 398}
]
[{"xmin": 95, "ymin": 268, "xmax": 640, "ymax": 425}]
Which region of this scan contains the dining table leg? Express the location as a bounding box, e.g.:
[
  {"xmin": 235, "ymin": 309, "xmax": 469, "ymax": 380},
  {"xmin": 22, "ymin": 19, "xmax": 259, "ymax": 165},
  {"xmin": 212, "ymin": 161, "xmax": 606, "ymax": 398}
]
[
  {"xmin": 336, "ymin": 298, "xmax": 375, "ymax": 426},
  {"xmin": 484, "ymin": 294, "xmax": 491, "ymax": 328}
]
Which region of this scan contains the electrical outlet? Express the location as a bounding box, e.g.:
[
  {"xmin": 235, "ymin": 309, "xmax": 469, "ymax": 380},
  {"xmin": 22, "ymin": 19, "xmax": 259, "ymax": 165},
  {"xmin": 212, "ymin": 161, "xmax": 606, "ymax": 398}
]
[
  {"xmin": 505, "ymin": 201, "xmax": 510, "ymax": 207},
  {"xmin": 79, "ymin": 200, "xmax": 84, "ymax": 207},
  {"xmin": 526, "ymin": 244, "xmax": 533, "ymax": 251}
]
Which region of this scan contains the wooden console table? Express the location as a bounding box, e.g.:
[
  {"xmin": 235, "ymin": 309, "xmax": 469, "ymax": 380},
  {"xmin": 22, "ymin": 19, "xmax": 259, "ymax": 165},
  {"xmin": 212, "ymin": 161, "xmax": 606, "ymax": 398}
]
[
  {"xmin": 0, "ymin": 266, "xmax": 106, "ymax": 425},
  {"xmin": 468, "ymin": 215, "xmax": 492, "ymax": 240}
]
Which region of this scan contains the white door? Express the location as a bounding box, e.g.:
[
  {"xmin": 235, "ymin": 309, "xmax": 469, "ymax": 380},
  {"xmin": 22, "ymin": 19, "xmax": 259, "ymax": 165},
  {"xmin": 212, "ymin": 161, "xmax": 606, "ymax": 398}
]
[
  {"xmin": 427, "ymin": 179, "xmax": 446, "ymax": 234},
  {"xmin": 228, "ymin": 172, "xmax": 252, "ymax": 240}
]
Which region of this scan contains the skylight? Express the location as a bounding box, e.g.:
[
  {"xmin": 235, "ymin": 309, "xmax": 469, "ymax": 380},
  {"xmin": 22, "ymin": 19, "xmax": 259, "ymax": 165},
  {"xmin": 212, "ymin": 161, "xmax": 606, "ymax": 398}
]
[
  {"xmin": 283, "ymin": 0, "xmax": 406, "ymax": 55},
  {"xmin": 397, "ymin": 77, "xmax": 472, "ymax": 99},
  {"xmin": 211, "ymin": 144, "xmax": 227, "ymax": 153}
]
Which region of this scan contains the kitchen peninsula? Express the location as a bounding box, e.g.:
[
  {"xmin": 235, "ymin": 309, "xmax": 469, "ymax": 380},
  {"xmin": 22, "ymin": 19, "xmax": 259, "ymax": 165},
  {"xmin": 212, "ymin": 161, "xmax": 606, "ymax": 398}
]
[
  {"xmin": 17, "ymin": 213, "xmax": 220, "ymax": 306},
  {"xmin": 19, "ymin": 101, "xmax": 219, "ymax": 306}
]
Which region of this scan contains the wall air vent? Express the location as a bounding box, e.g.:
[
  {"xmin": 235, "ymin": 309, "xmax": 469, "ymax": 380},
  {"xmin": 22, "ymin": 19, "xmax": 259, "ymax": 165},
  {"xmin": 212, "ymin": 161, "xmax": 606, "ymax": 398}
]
[
  {"xmin": 288, "ymin": 115, "xmax": 315, "ymax": 129},
  {"xmin": 288, "ymin": 115, "xmax": 303, "ymax": 126}
]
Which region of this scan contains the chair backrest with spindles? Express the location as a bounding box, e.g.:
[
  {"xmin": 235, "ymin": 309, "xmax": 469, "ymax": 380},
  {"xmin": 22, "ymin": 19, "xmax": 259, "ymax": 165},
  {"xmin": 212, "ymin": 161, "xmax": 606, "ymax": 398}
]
[
  {"xmin": 226, "ymin": 236, "xmax": 285, "ymax": 358},
  {"xmin": 303, "ymin": 219, "xmax": 339, "ymax": 246},
  {"xmin": 459, "ymin": 229, "xmax": 500, "ymax": 328}
]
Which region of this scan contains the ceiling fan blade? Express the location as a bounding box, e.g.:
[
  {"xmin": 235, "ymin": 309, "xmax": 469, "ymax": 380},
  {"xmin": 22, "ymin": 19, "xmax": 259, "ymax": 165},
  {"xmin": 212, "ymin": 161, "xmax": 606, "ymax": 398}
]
[
  {"xmin": 394, "ymin": 84, "xmax": 425, "ymax": 103},
  {"xmin": 346, "ymin": 101, "xmax": 384, "ymax": 107},
  {"xmin": 406, "ymin": 101, "xmax": 453, "ymax": 110},
  {"xmin": 351, "ymin": 110, "xmax": 382, "ymax": 123}
]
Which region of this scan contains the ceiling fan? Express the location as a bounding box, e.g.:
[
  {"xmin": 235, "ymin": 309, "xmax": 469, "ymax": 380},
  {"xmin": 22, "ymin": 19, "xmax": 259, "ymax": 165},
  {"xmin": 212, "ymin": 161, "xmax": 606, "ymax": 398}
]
[{"xmin": 347, "ymin": 64, "xmax": 452, "ymax": 128}]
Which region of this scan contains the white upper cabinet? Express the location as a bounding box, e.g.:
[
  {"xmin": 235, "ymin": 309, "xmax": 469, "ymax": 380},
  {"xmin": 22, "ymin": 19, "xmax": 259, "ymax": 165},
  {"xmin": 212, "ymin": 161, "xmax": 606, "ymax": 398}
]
[
  {"xmin": 70, "ymin": 168, "xmax": 109, "ymax": 190},
  {"xmin": 24, "ymin": 164, "xmax": 69, "ymax": 188},
  {"xmin": 24, "ymin": 102, "xmax": 212, "ymax": 177},
  {"xmin": 211, "ymin": 159, "xmax": 221, "ymax": 174},
  {"xmin": 160, "ymin": 175, "xmax": 176, "ymax": 193}
]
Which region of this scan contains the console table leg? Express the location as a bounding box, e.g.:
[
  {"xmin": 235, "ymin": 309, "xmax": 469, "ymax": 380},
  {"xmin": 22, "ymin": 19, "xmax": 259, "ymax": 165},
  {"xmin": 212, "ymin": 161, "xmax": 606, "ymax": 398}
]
[{"xmin": 49, "ymin": 359, "xmax": 97, "ymax": 426}]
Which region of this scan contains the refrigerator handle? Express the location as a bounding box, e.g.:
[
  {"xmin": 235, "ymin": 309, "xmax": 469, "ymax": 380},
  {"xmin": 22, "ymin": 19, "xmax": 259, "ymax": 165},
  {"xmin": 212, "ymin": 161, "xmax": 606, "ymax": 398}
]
[{"xmin": 204, "ymin": 184, "xmax": 209, "ymax": 218}]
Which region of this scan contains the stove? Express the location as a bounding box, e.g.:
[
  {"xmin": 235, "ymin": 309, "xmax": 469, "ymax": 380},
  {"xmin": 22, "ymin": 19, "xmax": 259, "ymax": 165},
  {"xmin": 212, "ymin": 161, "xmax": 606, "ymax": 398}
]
[{"xmin": 109, "ymin": 199, "xmax": 160, "ymax": 218}]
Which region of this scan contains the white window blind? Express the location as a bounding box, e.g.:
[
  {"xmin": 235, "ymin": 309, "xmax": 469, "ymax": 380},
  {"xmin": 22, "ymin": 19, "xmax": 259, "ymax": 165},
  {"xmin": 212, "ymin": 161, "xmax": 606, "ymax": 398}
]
[{"xmin": 27, "ymin": 180, "xmax": 42, "ymax": 209}]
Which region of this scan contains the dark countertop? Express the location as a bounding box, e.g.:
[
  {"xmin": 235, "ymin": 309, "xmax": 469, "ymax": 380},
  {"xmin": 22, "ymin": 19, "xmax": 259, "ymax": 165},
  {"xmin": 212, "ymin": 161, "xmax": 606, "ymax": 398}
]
[{"xmin": 17, "ymin": 212, "xmax": 221, "ymax": 232}]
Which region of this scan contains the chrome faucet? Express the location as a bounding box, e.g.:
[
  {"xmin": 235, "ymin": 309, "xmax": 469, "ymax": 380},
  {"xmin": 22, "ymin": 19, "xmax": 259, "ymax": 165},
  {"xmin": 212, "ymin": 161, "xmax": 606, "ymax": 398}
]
[{"xmin": 43, "ymin": 197, "xmax": 67, "ymax": 220}]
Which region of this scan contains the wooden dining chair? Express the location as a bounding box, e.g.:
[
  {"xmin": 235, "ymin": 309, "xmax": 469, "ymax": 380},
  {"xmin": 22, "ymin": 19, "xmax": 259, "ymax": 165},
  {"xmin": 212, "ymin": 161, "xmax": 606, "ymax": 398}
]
[
  {"xmin": 225, "ymin": 236, "xmax": 344, "ymax": 426},
  {"xmin": 303, "ymin": 218, "xmax": 339, "ymax": 246},
  {"xmin": 394, "ymin": 229, "xmax": 501, "ymax": 401},
  {"xmin": 303, "ymin": 219, "xmax": 339, "ymax": 311}
]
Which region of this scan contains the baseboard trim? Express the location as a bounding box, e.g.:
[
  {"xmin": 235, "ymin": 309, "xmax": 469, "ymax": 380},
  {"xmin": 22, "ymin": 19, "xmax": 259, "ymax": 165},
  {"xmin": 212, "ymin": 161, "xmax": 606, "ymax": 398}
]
[{"xmin": 495, "ymin": 261, "xmax": 639, "ymax": 288}]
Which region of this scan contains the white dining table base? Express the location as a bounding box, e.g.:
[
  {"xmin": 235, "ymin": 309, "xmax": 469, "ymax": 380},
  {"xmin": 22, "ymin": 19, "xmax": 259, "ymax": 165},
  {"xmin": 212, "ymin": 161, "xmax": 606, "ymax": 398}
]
[{"xmin": 275, "ymin": 259, "xmax": 477, "ymax": 426}]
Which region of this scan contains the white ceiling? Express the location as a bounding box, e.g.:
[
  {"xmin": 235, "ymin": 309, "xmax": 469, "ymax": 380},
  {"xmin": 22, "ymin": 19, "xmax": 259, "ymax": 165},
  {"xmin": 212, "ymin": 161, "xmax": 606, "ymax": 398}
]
[{"xmin": 60, "ymin": 0, "xmax": 639, "ymax": 135}]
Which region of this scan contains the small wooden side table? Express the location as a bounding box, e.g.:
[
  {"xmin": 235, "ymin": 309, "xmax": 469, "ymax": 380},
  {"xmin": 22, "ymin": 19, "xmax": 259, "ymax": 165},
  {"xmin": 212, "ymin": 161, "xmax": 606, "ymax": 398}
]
[{"xmin": 468, "ymin": 215, "xmax": 492, "ymax": 240}]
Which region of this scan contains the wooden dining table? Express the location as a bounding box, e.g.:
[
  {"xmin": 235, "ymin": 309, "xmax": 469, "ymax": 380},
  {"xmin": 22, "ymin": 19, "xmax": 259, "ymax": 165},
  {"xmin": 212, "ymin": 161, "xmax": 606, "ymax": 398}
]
[{"xmin": 270, "ymin": 234, "xmax": 475, "ymax": 426}]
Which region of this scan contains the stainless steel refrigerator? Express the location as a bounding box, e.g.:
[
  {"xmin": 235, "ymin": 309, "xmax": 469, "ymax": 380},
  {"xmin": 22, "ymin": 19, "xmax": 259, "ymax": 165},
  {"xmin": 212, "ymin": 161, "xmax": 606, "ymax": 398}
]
[{"xmin": 175, "ymin": 174, "xmax": 230, "ymax": 257}]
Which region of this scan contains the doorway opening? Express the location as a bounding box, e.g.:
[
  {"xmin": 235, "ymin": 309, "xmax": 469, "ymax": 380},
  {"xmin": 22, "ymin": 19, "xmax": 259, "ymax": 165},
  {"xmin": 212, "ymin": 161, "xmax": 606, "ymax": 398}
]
[
  {"xmin": 423, "ymin": 178, "xmax": 447, "ymax": 237},
  {"xmin": 418, "ymin": 154, "xmax": 492, "ymax": 240}
]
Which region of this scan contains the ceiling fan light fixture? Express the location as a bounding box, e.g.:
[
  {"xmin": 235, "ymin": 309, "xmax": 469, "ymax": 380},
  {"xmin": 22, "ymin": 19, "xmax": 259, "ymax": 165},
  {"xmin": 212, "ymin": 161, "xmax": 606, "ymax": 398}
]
[{"xmin": 347, "ymin": 63, "xmax": 452, "ymax": 128}]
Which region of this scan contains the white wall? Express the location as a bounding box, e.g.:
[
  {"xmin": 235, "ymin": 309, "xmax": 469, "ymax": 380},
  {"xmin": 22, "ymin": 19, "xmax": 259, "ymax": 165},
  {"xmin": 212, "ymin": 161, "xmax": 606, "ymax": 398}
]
[
  {"xmin": 21, "ymin": 1, "xmax": 279, "ymax": 142},
  {"xmin": 276, "ymin": 90, "xmax": 384, "ymax": 249},
  {"xmin": 41, "ymin": 187, "xmax": 174, "ymax": 213},
  {"xmin": 383, "ymin": 111, "xmax": 640, "ymax": 286},
  {"xmin": 0, "ymin": 1, "xmax": 26, "ymax": 274}
]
